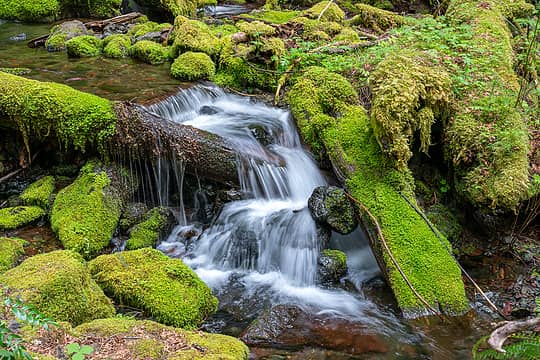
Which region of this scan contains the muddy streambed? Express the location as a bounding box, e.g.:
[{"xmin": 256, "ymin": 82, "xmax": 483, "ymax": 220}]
[{"xmin": 0, "ymin": 21, "xmax": 502, "ymax": 360}]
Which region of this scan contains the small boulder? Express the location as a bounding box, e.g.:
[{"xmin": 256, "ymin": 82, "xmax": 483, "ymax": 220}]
[
  {"xmin": 0, "ymin": 206, "xmax": 45, "ymax": 230},
  {"xmin": 89, "ymin": 248, "xmax": 218, "ymax": 329},
  {"xmin": 45, "ymin": 20, "xmax": 89, "ymax": 52},
  {"xmin": 308, "ymin": 186, "xmax": 357, "ymax": 234},
  {"xmin": 131, "ymin": 40, "xmax": 170, "ymax": 65},
  {"xmin": 0, "ymin": 237, "xmax": 25, "ymax": 273},
  {"xmin": 0, "ymin": 250, "xmax": 115, "ymax": 325},
  {"xmin": 9, "ymin": 33, "xmax": 26, "ymax": 41},
  {"xmin": 20, "ymin": 176, "xmax": 55, "ymax": 210},
  {"xmin": 119, "ymin": 202, "xmax": 149, "ymax": 233},
  {"xmin": 66, "ymin": 35, "xmax": 102, "ymax": 57},
  {"xmin": 126, "ymin": 206, "xmax": 176, "ymax": 250},
  {"xmin": 301, "ymin": 1, "xmax": 345, "ymax": 23},
  {"xmin": 170, "ymin": 51, "xmax": 216, "ymax": 81},
  {"xmin": 103, "ymin": 34, "xmax": 131, "ymax": 58},
  {"xmin": 318, "ymin": 249, "xmax": 347, "ymax": 284}
]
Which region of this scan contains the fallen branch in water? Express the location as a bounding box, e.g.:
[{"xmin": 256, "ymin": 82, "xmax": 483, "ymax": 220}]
[{"xmin": 488, "ymin": 317, "xmax": 540, "ymax": 352}]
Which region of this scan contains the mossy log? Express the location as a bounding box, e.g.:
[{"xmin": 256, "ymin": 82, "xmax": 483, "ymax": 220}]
[{"xmin": 0, "ymin": 72, "xmax": 275, "ymax": 185}]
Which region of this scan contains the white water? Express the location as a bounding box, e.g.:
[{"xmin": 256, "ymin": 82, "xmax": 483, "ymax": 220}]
[{"xmin": 148, "ymin": 85, "xmax": 401, "ymax": 331}]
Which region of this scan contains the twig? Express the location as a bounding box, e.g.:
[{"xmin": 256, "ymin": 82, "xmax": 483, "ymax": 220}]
[
  {"xmin": 488, "ymin": 317, "xmax": 540, "ymax": 352},
  {"xmin": 317, "ymin": 0, "xmax": 335, "ymax": 21},
  {"xmin": 345, "ymin": 192, "xmax": 445, "ymax": 320},
  {"xmin": 0, "ymin": 151, "xmax": 40, "ymax": 184}
]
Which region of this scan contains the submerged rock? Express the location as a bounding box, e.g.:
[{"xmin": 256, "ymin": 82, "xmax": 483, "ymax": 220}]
[
  {"xmin": 318, "ymin": 249, "xmax": 347, "ymax": 285},
  {"xmin": 0, "ymin": 206, "xmax": 45, "ymax": 230},
  {"xmin": 0, "ymin": 237, "xmax": 25, "ymax": 273},
  {"xmin": 241, "ymin": 304, "xmax": 388, "ymax": 355},
  {"xmin": 0, "ymin": 250, "xmax": 115, "ymax": 325},
  {"xmin": 89, "ymin": 248, "xmax": 218, "ymax": 329},
  {"xmin": 308, "ymin": 186, "xmax": 357, "ymax": 234}
]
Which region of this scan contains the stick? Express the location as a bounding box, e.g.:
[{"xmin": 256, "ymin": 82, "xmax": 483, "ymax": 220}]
[
  {"xmin": 317, "ymin": 0, "xmax": 335, "ymax": 21},
  {"xmin": 488, "ymin": 317, "xmax": 540, "ymax": 352}
]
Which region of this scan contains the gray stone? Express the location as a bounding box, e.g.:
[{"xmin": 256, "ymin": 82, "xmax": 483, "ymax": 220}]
[{"xmin": 308, "ymin": 186, "xmax": 357, "ymax": 234}]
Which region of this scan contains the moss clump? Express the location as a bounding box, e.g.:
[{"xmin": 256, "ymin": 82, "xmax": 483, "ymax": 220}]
[
  {"xmin": 171, "ymin": 16, "xmax": 221, "ymax": 57},
  {"xmin": 302, "ymin": 1, "xmax": 345, "ymax": 23},
  {"xmin": 0, "ymin": 72, "xmax": 116, "ymax": 152},
  {"xmin": 0, "ymin": 206, "xmax": 46, "ymax": 230},
  {"xmin": 131, "ymin": 40, "xmax": 170, "ymax": 65},
  {"xmin": 103, "ymin": 34, "xmax": 131, "ymax": 58},
  {"xmin": 88, "ymin": 248, "xmax": 218, "ymax": 329},
  {"xmin": 0, "ymin": 237, "xmax": 25, "ymax": 273},
  {"xmin": 66, "ymin": 35, "xmax": 102, "ymax": 57},
  {"xmin": 318, "ymin": 249, "xmax": 347, "ymax": 284},
  {"xmin": 348, "ymin": 3, "xmax": 407, "ymax": 33},
  {"xmin": 140, "ymin": 0, "xmax": 199, "ymax": 17},
  {"xmin": 45, "ymin": 21, "xmax": 89, "ymax": 52},
  {"xmin": 170, "ymin": 51, "xmax": 215, "ymax": 81},
  {"xmin": 51, "ymin": 160, "xmax": 122, "ymax": 259},
  {"xmin": 334, "ymin": 27, "xmax": 360, "ymax": 42},
  {"xmin": 240, "ymin": 9, "xmax": 300, "ymax": 24},
  {"xmin": 128, "ymin": 21, "xmax": 172, "ymax": 39},
  {"xmin": 126, "ymin": 207, "xmax": 172, "ymax": 250},
  {"xmin": 20, "ymin": 176, "xmax": 55, "ymax": 210},
  {"xmin": 291, "ymin": 17, "xmax": 343, "ymax": 40},
  {"xmin": 288, "ymin": 67, "xmax": 468, "ymax": 317},
  {"xmin": 0, "ymin": 0, "xmax": 58, "ymax": 22},
  {"xmin": 369, "ymin": 50, "xmax": 452, "ymax": 171},
  {"xmin": 86, "ymin": 0, "xmax": 122, "ymax": 18},
  {"xmin": 236, "ymin": 21, "xmax": 276, "ymax": 38},
  {"xmin": 426, "ymin": 204, "xmax": 462, "ymax": 242},
  {"xmin": 0, "ymin": 67, "xmax": 31, "ymax": 75},
  {"xmin": 0, "ymin": 250, "xmax": 115, "ymax": 325},
  {"xmin": 72, "ymin": 317, "xmax": 249, "ymax": 359}
]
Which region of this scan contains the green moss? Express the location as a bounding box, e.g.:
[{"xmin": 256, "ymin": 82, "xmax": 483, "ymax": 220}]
[
  {"xmin": 173, "ymin": 332, "xmax": 249, "ymax": 360},
  {"xmin": 369, "ymin": 50, "xmax": 452, "ymax": 171},
  {"xmin": 287, "ymin": 67, "xmax": 468, "ymax": 317},
  {"xmin": 301, "ymin": 1, "xmax": 345, "ymax": 23},
  {"xmin": 131, "ymin": 40, "xmax": 169, "ymax": 65},
  {"xmin": 171, "ymin": 16, "xmax": 221, "ymax": 57},
  {"xmin": 236, "ymin": 21, "xmax": 276, "ymax": 38},
  {"xmin": 239, "ymin": 9, "xmax": 300, "ymax": 24},
  {"xmin": 0, "ymin": 72, "xmax": 116, "ymax": 152},
  {"xmin": 88, "ymin": 248, "xmax": 218, "ymax": 329},
  {"xmin": 426, "ymin": 204, "xmax": 462, "ymax": 242},
  {"xmin": 20, "ymin": 176, "xmax": 55, "ymax": 210},
  {"xmin": 86, "ymin": 0, "xmax": 122, "ymax": 18},
  {"xmin": 129, "ymin": 339, "xmax": 164, "ymax": 359},
  {"xmin": 103, "ymin": 34, "xmax": 131, "ymax": 58},
  {"xmin": 0, "ymin": 237, "xmax": 25, "ymax": 273},
  {"xmin": 0, "ymin": 250, "xmax": 115, "ymax": 325},
  {"xmin": 0, "ymin": 67, "xmax": 31, "ymax": 76},
  {"xmin": 126, "ymin": 206, "xmax": 171, "ymax": 250},
  {"xmin": 170, "ymin": 51, "xmax": 215, "ymax": 81},
  {"xmin": 45, "ymin": 22, "xmax": 89, "ymax": 52},
  {"xmin": 0, "ymin": 0, "xmax": 58, "ymax": 22},
  {"xmin": 207, "ymin": 24, "xmax": 239, "ymax": 38},
  {"xmin": 334, "ymin": 27, "xmax": 360, "ymax": 42},
  {"xmin": 0, "ymin": 206, "xmax": 46, "ymax": 230},
  {"xmin": 45, "ymin": 32, "xmax": 68, "ymax": 52},
  {"xmin": 128, "ymin": 21, "xmax": 171, "ymax": 39},
  {"xmin": 348, "ymin": 3, "xmax": 407, "ymax": 33},
  {"xmin": 292, "ymin": 17, "xmax": 343, "ymax": 40},
  {"xmin": 50, "ymin": 160, "xmax": 122, "ymax": 259}
]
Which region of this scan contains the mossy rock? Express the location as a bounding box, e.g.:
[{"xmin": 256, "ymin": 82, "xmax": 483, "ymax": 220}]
[
  {"xmin": 127, "ymin": 21, "xmax": 171, "ymax": 39},
  {"xmin": 88, "ymin": 248, "xmax": 218, "ymax": 329},
  {"xmin": 318, "ymin": 249, "xmax": 347, "ymax": 284},
  {"xmin": 334, "ymin": 27, "xmax": 360, "ymax": 42},
  {"xmin": 236, "ymin": 21, "xmax": 276, "ymax": 38},
  {"xmin": 0, "ymin": 0, "xmax": 59, "ymax": 22},
  {"xmin": 20, "ymin": 176, "xmax": 55, "ymax": 210},
  {"xmin": 0, "ymin": 72, "xmax": 116, "ymax": 153},
  {"xmin": 0, "ymin": 250, "xmax": 115, "ymax": 325},
  {"xmin": 0, "ymin": 206, "xmax": 45, "ymax": 230},
  {"xmin": 301, "ymin": 1, "xmax": 345, "ymax": 23},
  {"xmin": 131, "ymin": 40, "xmax": 170, "ymax": 65},
  {"xmin": 134, "ymin": 0, "xmax": 199, "ymax": 18},
  {"xmin": 103, "ymin": 34, "xmax": 131, "ymax": 58},
  {"xmin": 0, "ymin": 237, "xmax": 25, "ymax": 273},
  {"xmin": 171, "ymin": 16, "xmax": 221, "ymax": 57},
  {"xmin": 348, "ymin": 3, "xmax": 407, "ymax": 33},
  {"xmin": 45, "ymin": 20, "xmax": 89, "ymax": 52},
  {"xmin": 170, "ymin": 51, "xmax": 216, "ymax": 81},
  {"xmin": 126, "ymin": 206, "xmax": 175, "ymax": 250},
  {"xmin": 66, "ymin": 35, "xmax": 102, "ymax": 57},
  {"xmin": 50, "ymin": 160, "xmax": 123, "ymax": 259},
  {"xmin": 239, "ymin": 9, "xmax": 300, "ymax": 24},
  {"xmin": 288, "ymin": 67, "xmax": 469, "ymax": 317},
  {"xmin": 426, "ymin": 204, "xmax": 462, "ymax": 243},
  {"xmin": 308, "ymin": 185, "xmax": 357, "ymax": 234}
]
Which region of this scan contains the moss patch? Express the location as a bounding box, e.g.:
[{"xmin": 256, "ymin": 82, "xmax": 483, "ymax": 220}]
[
  {"xmin": 88, "ymin": 248, "xmax": 218, "ymax": 329},
  {"xmin": 0, "ymin": 250, "xmax": 115, "ymax": 325},
  {"xmin": 301, "ymin": 1, "xmax": 345, "ymax": 23},
  {"xmin": 50, "ymin": 160, "xmax": 122, "ymax": 259},
  {"xmin": 20, "ymin": 176, "xmax": 55, "ymax": 210},
  {"xmin": 0, "ymin": 0, "xmax": 58, "ymax": 22},
  {"xmin": 0, "ymin": 206, "xmax": 45, "ymax": 230},
  {"xmin": 170, "ymin": 51, "xmax": 215, "ymax": 81},
  {"xmin": 126, "ymin": 206, "xmax": 172, "ymax": 250},
  {"xmin": 171, "ymin": 16, "xmax": 221, "ymax": 57},
  {"xmin": 130, "ymin": 40, "xmax": 170, "ymax": 65},
  {"xmin": 0, "ymin": 237, "xmax": 25, "ymax": 273},
  {"xmin": 348, "ymin": 3, "xmax": 407, "ymax": 33},
  {"xmin": 103, "ymin": 34, "xmax": 131, "ymax": 58}
]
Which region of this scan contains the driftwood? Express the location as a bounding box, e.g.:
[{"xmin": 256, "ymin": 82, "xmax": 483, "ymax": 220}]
[
  {"xmin": 112, "ymin": 102, "xmax": 282, "ymax": 185},
  {"xmin": 28, "ymin": 12, "xmax": 144, "ymax": 48},
  {"xmin": 488, "ymin": 317, "xmax": 540, "ymax": 352}
]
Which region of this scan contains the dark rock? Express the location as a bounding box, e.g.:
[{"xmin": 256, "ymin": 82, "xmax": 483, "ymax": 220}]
[
  {"xmin": 249, "ymin": 125, "xmax": 273, "ymax": 146},
  {"xmin": 426, "ymin": 203, "xmax": 462, "ymax": 242},
  {"xmin": 308, "ymin": 186, "xmax": 357, "ymax": 234},
  {"xmin": 241, "ymin": 304, "xmax": 388, "ymax": 355},
  {"xmin": 318, "ymin": 249, "xmax": 347, "ymax": 285},
  {"xmin": 135, "ymin": 31, "xmax": 162, "ymax": 43},
  {"xmin": 103, "ymin": 23, "xmax": 129, "ymax": 36},
  {"xmin": 119, "ymin": 202, "xmax": 149, "ymax": 233},
  {"xmin": 199, "ymin": 105, "xmax": 221, "ymax": 115},
  {"xmin": 9, "ymin": 33, "xmax": 26, "ymax": 41},
  {"xmin": 46, "ymin": 20, "xmax": 89, "ymax": 52}
]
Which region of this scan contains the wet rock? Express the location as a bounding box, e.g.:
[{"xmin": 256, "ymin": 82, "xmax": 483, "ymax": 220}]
[
  {"xmin": 308, "ymin": 186, "xmax": 357, "ymax": 234},
  {"xmin": 9, "ymin": 33, "xmax": 26, "ymax": 41},
  {"xmin": 318, "ymin": 249, "xmax": 347, "ymax": 285},
  {"xmin": 249, "ymin": 125, "xmax": 273, "ymax": 146},
  {"xmin": 241, "ymin": 304, "xmax": 388, "ymax": 355},
  {"xmin": 103, "ymin": 22, "xmax": 129, "ymax": 36},
  {"xmin": 126, "ymin": 206, "xmax": 176, "ymax": 250},
  {"xmin": 316, "ymin": 224, "xmax": 331, "ymax": 248},
  {"xmin": 135, "ymin": 31, "xmax": 162, "ymax": 43},
  {"xmin": 119, "ymin": 202, "xmax": 149, "ymax": 233},
  {"xmin": 199, "ymin": 105, "xmax": 221, "ymax": 115},
  {"xmin": 426, "ymin": 203, "xmax": 462, "ymax": 242},
  {"xmin": 45, "ymin": 20, "xmax": 89, "ymax": 52}
]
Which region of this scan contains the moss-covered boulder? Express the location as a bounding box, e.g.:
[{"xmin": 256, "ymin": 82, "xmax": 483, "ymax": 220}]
[
  {"xmin": 126, "ymin": 206, "xmax": 175, "ymax": 250},
  {"xmin": 51, "ymin": 160, "xmax": 123, "ymax": 259},
  {"xmin": 0, "ymin": 250, "xmax": 115, "ymax": 325},
  {"xmin": 318, "ymin": 249, "xmax": 347, "ymax": 284},
  {"xmin": 66, "ymin": 35, "xmax": 102, "ymax": 57},
  {"xmin": 0, "ymin": 237, "xmax": 25, "ymax": 273},
  {"xmin": 0, "ymin": 72, "xmax": 116, "ymax": 153},
  {"xmin": 20, "ymin": 176, "xmax": 55, "ymax": 210},
  {"xmin": 128, "ymin": 21, "xmax": 172, "ymax": 40},
  {"xmin": 170, "ymin": 52, "xmax": 216, "ymax": 81},
  {"xmin": 288, "ymin": 67, "xmax": 469, "ymax": 317},
  {"xmin": 45, "ymin": 20, "xmax": 89, "ymax": 52},
  {"xmin": 103, "ymin": 34, "xmax": 131, "ymax": 58},
  {"xmin": 301, "ymin": 1, "xmax": 345, "ymax": 23},
  {"xmin": 348, "ymin": 3, "xmax": 407, "ymax": 33},
  {"xmin": 0, "ymin": 206, "xmax": 45, "ymax": 230},
  {"xmin": 131, "ymin": 40, "xmax": 170, "ymax": 65},
  {"xmin": 171, "ymin": 16, "xmax": 221, "ymax": 57},
  {"xmin": 89, "ymin": 248, "xmax": 218, "ymax": 328},
  {"xmin": 236, "ymin": 21, "xmax": 276, "ymax": 38},
  {"xmin": 308, "ymin": 186, "xmax": 357, "ymax": 234},
  {"xmin": 0, "ymin": 0, "xmax": 121, "ymax": 21}
]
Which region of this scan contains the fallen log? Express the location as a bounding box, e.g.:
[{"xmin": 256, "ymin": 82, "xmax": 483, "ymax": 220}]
[
  {"xmin": 488, "ymin": 318, "xmax": 540, "ymax": 353},
  {"xmin": 0, "ymin": 72, "xmax": 280, "ymax": 185}
]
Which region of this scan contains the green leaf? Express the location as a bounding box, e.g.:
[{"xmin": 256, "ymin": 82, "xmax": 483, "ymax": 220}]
[
  {"xmin": 66, "ymin": 342, "xmax": 81, "ymax": 355},
  {"xmin": 80, "ymin": 345, "xmax": 94, "ymax": 355}
]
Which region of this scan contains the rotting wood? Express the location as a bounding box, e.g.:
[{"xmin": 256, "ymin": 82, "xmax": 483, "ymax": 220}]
[{"xmin": 488, "ymin": 317, "xmax": 540, "ymax": 352}]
